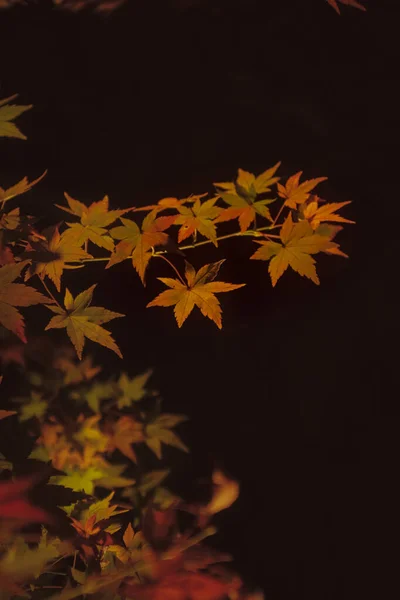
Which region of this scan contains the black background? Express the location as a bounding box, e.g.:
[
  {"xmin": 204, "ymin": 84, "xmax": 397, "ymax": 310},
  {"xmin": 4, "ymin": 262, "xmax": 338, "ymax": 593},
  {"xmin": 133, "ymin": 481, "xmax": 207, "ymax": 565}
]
[{"xmin": 0, "ymin": 1, "xmax": 397, "ymax": 598}]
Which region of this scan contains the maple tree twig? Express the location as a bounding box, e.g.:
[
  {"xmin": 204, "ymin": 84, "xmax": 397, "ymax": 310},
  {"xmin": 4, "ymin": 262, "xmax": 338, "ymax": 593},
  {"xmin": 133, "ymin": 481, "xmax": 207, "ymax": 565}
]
[{"xmin": 73, "ymin": 224, "xmax": 283, "ymax": 264}]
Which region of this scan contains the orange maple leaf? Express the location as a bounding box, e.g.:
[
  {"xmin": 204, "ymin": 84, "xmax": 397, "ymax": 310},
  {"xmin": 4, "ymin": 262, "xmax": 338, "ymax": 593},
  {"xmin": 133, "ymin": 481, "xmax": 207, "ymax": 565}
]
[
  {"xmin": 107, "ymin": 213, "xmax": 176, "ymax": 284},
  {"xmin": 301, "ymin": 196, "xmax": 355, "ymax": 230},
  {"xmin": 277, "ymin": 172, "xmax": 327, "ymax": 209},
  {"xmin": 250, "ymin": 214, "xmax": 339, "ymax": 286},
  {"xmin": 326, "ymin": 0, "xmax": 366, "ymax": 14},
  {"xmin": 147, "ymin": 260, "xmax": 245, "ymax": 329},
  {"xmin": 174, "ymin": 197, "xmax": 222, "ymax": 246}
]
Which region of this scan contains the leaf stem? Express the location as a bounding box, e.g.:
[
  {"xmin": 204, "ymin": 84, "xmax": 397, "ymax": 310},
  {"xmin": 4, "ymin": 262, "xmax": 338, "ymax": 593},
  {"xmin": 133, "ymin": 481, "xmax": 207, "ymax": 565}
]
[
  {"xmin": 153, "ymin": 252, "xmax": 186, "ymax": 285},
  {"xmin": 40, "ymin": 278, "xmax": 63, "ymax": 309}
]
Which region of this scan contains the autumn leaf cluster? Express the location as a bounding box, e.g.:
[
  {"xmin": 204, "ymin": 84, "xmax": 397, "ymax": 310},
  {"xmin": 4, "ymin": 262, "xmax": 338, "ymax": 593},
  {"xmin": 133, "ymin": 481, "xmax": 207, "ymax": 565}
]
[
  {"xmin": 0, "ymin": 95, "xmax": 354, "ymax": 360},
  {"xmin": 0, "ymin": 346, "xmax": 252, "ymax": 600}
]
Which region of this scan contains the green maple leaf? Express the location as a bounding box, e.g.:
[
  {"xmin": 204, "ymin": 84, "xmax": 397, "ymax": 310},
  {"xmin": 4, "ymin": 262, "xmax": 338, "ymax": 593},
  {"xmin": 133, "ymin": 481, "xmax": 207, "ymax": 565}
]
[
  {"xmin": 56, "ymin": 193, "xmax": 132, "ymax": 251},
  {"xmin": 0, "ymin": 94, "xmax": 32, "ymax": 140},
  {"xmin": 138, "ymin": 469, "xmax": 170, "ymax": 496},
  {"xmin": 214, "ymin": 163, "xmax": 280, "ymax": 232},
  {"xmin": 94, "ymin": 463, "xmax": 136, "ymax": 490},
  {"xmin": 45, "ymin": 284, "xmax": 124, "ymax": 359},
  {"xmin": 70, "ymin": 380, "xmax": 115, "ymax": 413},
  {"xmin": 145, "ymin": 414, "xmax": 188, "ymax": 459},
  {"xmin": 50, "ymin": 467, "xmax": 107, "ymax": 494},
  {"xmin": 116, "ymin": 369, "xmax": 153, "ymax": 409},
  {"xmin": 0, "ymin": 532, "xmax": 61, "ymax": 580},
  {"xmin": 0, "ymin": 260, "xmax": 50, "ymax": 342},
  {"xmin": 81, "ymin": 491, "xmax": 128, "ymax": 524},
  {"xmin": 16, "ymin": 391, "xmax": 48, "ymax": 422}
]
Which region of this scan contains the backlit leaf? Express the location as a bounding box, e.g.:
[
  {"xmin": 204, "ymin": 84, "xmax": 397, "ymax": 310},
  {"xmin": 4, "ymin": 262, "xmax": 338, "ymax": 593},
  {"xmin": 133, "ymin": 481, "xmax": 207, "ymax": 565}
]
[
  {"xmin": 0, "ymin": 260, "xmax": 50, "ymax": 342},
  {"xmin": 147, "ymin": 260, "xmax": 245, "ymax": 328},
  {"xmin": 108, "ymin": 214, "xmax": 176, "ymax": 284},
  {"xmin": 277, "ymin": 172, "xmax": 327, "ymax": 209},
  {"xmin": 250, "ymin": 213, "xmax": 336, "ymax": 286},
  {"xmin": 0, "ymin": 94, "xmax": 32, "ymax": 140},
  {"xmin": 45, "ymin": 284, "xmax": 124, "ymax": 359}
]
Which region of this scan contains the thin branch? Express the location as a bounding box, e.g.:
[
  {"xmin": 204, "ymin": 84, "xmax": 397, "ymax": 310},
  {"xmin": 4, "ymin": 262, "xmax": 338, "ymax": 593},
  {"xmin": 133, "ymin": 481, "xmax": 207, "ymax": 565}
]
[{"xmin": 69, "ymin": 222, "xmax": 283, "ymax": 265}]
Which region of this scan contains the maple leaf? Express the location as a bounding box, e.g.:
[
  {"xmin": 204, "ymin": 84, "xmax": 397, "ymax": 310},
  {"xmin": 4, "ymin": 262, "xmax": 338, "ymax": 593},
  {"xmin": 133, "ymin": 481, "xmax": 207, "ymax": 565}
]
[
  {"xmin": 300, "ymin": 196, "xmax": 355, "ymax": 230},
  {"xmin": 214, "ymin": 164, "xmax": 280, "ymax": 232},
  {"xmin": 45, "ymin": 284, "xmax": 124, "ymax": 359},
  {"xmin": 116, "ymin": 369, "xmax": 153, "ymax": 408},
  {"xmin": 0, "ymin": 260, "xmax": 50, "ymax": 342},
  {"xmin": 277, "ymin": 172, "xmax": 327, "ymax": 209},
  {"xmin": 0, "ymin": 533, "xmax": 62, "ymax": 581},
  {"xmin": 0, "ymin": 476, "xmax": 51, "ymax": 524},
  {"xmin": 82, "ymin": 491, "xmax": 129, "ymax": 524},
  {"xmin": 24, "ymin": 225, "xmax": 92, "ymax": 292},
  {"xmin": 53, "ymin": 351, "xmax": 102, "ymax": 385},
  {"xmin": 0, "ymin": 94, "xmax": 32, "ymax": 140},
  {"xmin": 50, "ymin": 467, "xmax": 108, "ymax": 494},
  {"xmin": 147, "ymin": 259, "xmax": 245, "ymax": 328},
  {"xmin": 0, "ymin": 207, "xmax": 20, "ymax": 234},
  {"xmin": 215, "ymin": 163, "xmax": 281, "ymax": 195},
  {"xmin": 250, "ymin": 214, "xmax": 334, "ymax": 286},
  {"xmin": 108, "ymin": 213, "xmax": 176, "ymax": 284},
  {"xmin": 14, "ymin": 391, "xmax": 48, "ymax": 421},
  {"xmin": 326, "ymin": 0, "xmax": 366, "ymax": 14},
  {"xmin": 70, "ymin": 379, "xmax": 115, "ymax": 413},
  {"xmin": 0, "ymin": 409, "xmax": 17, "ymax": 421},
  {"xmin": 174, "ymin": 197, "xmax": 222, "ymax": 246},
  {"xmin": 145, "ymin": 414, "xmax": 188, "ymax": 459},
  {"xmin": 0, "ymin": 170, "xmax": 47, "ymax": 208},
  {"xmin": 56, "ymin": 193, "xmax": 132, "ymax": 251},
  {"xmin": 107, "ymin": 415, "xmax": 144, "ymax": 463}
]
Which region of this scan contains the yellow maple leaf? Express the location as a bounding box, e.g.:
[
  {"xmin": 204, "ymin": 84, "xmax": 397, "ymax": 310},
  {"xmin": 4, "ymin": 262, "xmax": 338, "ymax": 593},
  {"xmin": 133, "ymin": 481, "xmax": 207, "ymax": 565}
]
[
  {"xmin": 56, "ymin": 193, "xmax": 133, "ymax": 251},
  {"xmin": 277, "ymin": 172, "xmax": 327, "ymax": 209},
  {"xmin": 147, "ymin": 259, "xmax": 245, "ymax": 328},
  {"xmin": 107, "ymin": 213, "xmax": 176, "ymax": 284},
  {"xmin": 45, "ymin": 284, "xmax": 124, "ymax": 359},
  {"xmin": 24, "ymin": 225, "xmax": 92, "ymax": 291},
  {"xmin": 250, "ymin": 214, "xmax": 337, "ymax": 286},
  {"xmin": 0, "ymin": 94, "xmax": 33, "ymax": 140},
  {"xmin": 0, "ymin": 171, "xmax": 47, "ymax": 208}
]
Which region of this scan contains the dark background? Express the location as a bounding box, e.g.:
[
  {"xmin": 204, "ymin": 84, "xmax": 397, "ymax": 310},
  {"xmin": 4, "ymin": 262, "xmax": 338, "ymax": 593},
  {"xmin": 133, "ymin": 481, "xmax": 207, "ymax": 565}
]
[{"xmin": 0, "ymin": 1, "xmax": 397, "ymax": 598}]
